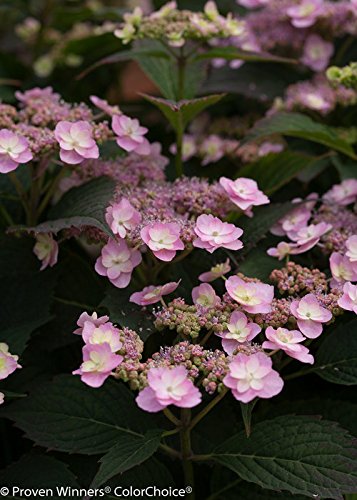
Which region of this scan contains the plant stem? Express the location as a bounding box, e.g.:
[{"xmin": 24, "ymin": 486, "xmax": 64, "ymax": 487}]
[
  {"xmin": 180, "ymin": 408, "xmax": 195, "ymax": 499},
  {"xmin": 164, "ymin": 407, "xmax": 181, "ymax": 427},
  {"xmin": 174, "ymin": 48, "xmax": 186, "ymax": 178},
  {"xmin": 189, "ymin": 388, "xmax": 228, "ymax": 431}
]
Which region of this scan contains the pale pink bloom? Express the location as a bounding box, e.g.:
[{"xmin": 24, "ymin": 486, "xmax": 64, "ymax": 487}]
[
  {"xmin": 105, "ymin": 198, "xmax": 141, "ymax": 238},
  {"xmin": 112, "ymin": 114, "xmax": 150, "ymax": 155},
  {"xmin": 82, "ymin": 321, "xmax": 122, "ymax": 353},
  {"xmin": 216, "ymin": 311, "xmax": 261, "ymax": 355},
  {"xmin": 0, "ymin": 129, "xmax": 33, "ymax": 173},
  {"xmin": 271, "ymin": 206, "xmax": 311, "ymax": 238},
  {"xmin": 140, "ymin": 222, "xmax": 184, "ymax": 262},
  {"xmin": 90, "ymin": 95, "xmax": 121, "ymax": 116},
  {"xmin": 263, "ymin": 327, "xmax": 314, "ymax": 364},
  {"xmin": 237, "ymin": 0, "xmax": 268, "ymax": 7},
  {"xmin": 0, "ymin": 393, "xmax": 4, "ymax": 405},
  {"xmin": 199, "ymin": 259, "xmax": 231, "ymax": 282},
  {"xmin": 290, "ymin": 222, "xmax": 332, "ymax": 252},
  {"xmin": 225, "ymin": 276, "xmax": 274, "ymax": 314},
  {"xmin": 219, "ymin": 177, "xmax": 269, "ymax": 216},
  {"xmin": 338, "ymin": 282, "xmax": 357, "ymax": 314},
  {"xmin": 329, "ymin": 252, "xmax": 357, "ymax": 287},
  {"xmin": 199, "ymin": 135, "xmax": 225, "ymax": 165},
  {"xmin": 95, "ymin": 238, "xmax": 142, "ymax": 288},
  {"xmin": 267, "ymin": 242, "xmax": 296, "ymax": 260},
  {"xmin": 136, "ymin": 366, "xmax": 202, "ymax": 413},
  {"xmin": 300, "ymin": 91, "xmax": 331, "ymax": 113},
  {"xmin": 191, "ymin": 283, "xmax": 220, "ymax": 309},
  {"xmin": 193, "ymin": 214, "xmax": 243, "ymax": 253},
  {"xmin": 73, "ymin": 343, "xmax": 122, "ymax": 388},
  {"xmin": 287, "ymin": 0, "xmax": 323, "ymax": 28},
  {"xmin": 346, "ymin": 235, "xmax": 357, "ymax": 264},
  {"xmin": 0, "ymin": 343, "xmax": 21, "ymax": 380},
  {"xmin": 54, "ymin": 121, "xmax": 99, "ymax": 164},
  {"xmin": 130, "ymin": 281, "xmax": 180, "ymax": 306},
  {"xmin": 33, "ymin": 233, "xmax": 58, "ymax": 271},
  {"xmin": 290, "ymin": 294, "xmax": 332, "ymax": 339},
  {"xmin": 323, "ymin": 179, "xmax": 357, "ymax": 206},
  {"xmin": 301, "ymin": 34, "xmax": 333, "ymax": 72},
  {"xmin": 257, "ymin": 142, "xmax": 284, "ymax": 157},
  {"xmin": 73, "ymin": 311, "xmax": 109, "ymax": 335},
  {"xmin": 224, "ymin": 352, "xmax": 283, "ymax": 403},
  {"xmin": 169, "ymin": 135, "xmax": 196, "ymax": 161}
]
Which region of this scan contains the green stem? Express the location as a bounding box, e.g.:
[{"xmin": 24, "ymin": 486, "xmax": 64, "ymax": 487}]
[
  {"xmin": 8, "ymin": 172, "xmax": 31, "ymax": 220},
  {"xmin": 37, "ymin": 167, "xmax": 67, "ymax": 218},
  {"xmin": 284, "ymin": 367, "xmax": 315, "ymax": 381},
  {"xmin": 159, "ymin": 443, "xmax": 181, "ymax": 460},
  {"xmin": 164, "ymin": 407, "xmax": 181, "ymax": 427},
  {"xmin": 53, "ymin": 296, "xmax": 96, "ymax": 311},
  {"xmin": 175, "ymin": 49, "xmax": 186, "ymax": 178},
  {"xmin": 180, "ymin": 408, "xmax": 195, "ymax": 499},
  {"xmin": 175, "ymin": 120, "xmax": 184, "ymax": 177},
  {"xmin": 189, "ymin": 388, "xmax": 228, "ymax": 431}
]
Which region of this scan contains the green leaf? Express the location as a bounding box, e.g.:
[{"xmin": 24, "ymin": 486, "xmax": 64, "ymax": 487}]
[
  {"xmin": 0, "ymin": 453, "xmax": 79, "ymax": 500},
  {"xmin": 238, "ymin": 151, "xmax": 329, "ymax": 194},
  {"xmin": 92, "ymin": 430, "xmax": 162, "ymax": 487},
  {"xmin": 243, "ymin": 112, "xmax": 357, "ymax": 159},
  {"xmin": 0, "ymin": 235, "xmax": 57, "ymax": 354},
  {"xmin": 236, "ymin": 202, "xmax": 293, "ymax": 257},
  {"xmin": 314, "ymin": 318, "xmax": 357, "ymax": 385},
  {"xmin": 25, "ymin": 177, "xmax": 116, "ymax": 237},
  {"xmin": 141, "ymin": 93, "xmax": 225, "ymax": 133},
  {"xmin": 2, "ymin": 375, "xmax": 160, "ymax": 455},
  {"xmin": 193, "ymin": 47, "xmax": 296, "ymax": 65},
  {"xmin": 213, "ymin": 416, "xmax": 357, "ymax": 498},
  {"xmin": 101, "ymin": 286, "xmax": 155, "ymax": 340}
]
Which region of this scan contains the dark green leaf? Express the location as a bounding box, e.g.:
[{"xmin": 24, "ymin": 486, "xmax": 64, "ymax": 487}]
[
  {"xmin": 314, "ymin": 318, "xmax": 357, "ymax": 385},
  {"xmin": 192, "ymin": 47, "xmax": 296, "ymax": 66},
  {"xmin": 213, "ymin": 416, "xmax": 357, "ymax": 498},
  {"xmin": 2, "ymin": 375, "xmax": 159, "ymax": 455},
  {"xmin": 101, "ymin": 286, "xmax": 155, "ymax": 341},
  {"xmin": 141, "ymin": 93, "xmax": 225, "ymax": 133},
  {"xmin": 0, "ymin": 453, "xmax": 79, "ymax": 500},
  {"xmin": 92, "ymin": 430, "xmax": 162, "ymax": 487},
  {"xmin": 238, "ymin": 151, "xmax": 329, "ymax": 194},
  {"xmin": 26, "ymin": 177, "xmax": 116, "ymax": 237},
  {"xmin": 244, "ymin": 112, "xmax": 357, "ymax": 159}
]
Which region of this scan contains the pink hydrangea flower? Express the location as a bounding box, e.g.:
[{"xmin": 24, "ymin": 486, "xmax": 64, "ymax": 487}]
[
  {"xmin": 271, "ymin": 206, "xmax": 312, "ymax": 238},
  {"xmin": 301, "ymin": 34, "xmax": 333, "ymax": 72},
  {"xmin": 81, "ymin": 321, "xmax": 122, "ymax": 352},
  {"xmin": 136, "ymin": 366, "xmax": 202, "ymax": 412},
  {"xmin": 263, "ymin": 327, "xmax": 314, "ymax": 364},
  {"xmin": 199, "ymin": 259, "xmax": 231, "ymax": 282},
  {"xmin": 225, "ymin": 276, "xmax": 274, "ymax": 314},
  {"xmin": 33, "ymin": 233, "xmax": 58, "ymax": 270},
  {"xmin": 289, "ymin": 222, "xmax": 332, "ymax": 252},
  {"xmin": 219, "ymin": 177, "xmax": 269, "ymax": 216},
  {"xmin": 130, "ymin": 281, "xmax": 180, "ymax": 306},
  {"xmin": 95, "ymin": 238, "xmax": 142, "ymax": 288},
  {"xmin": 0, "ymin": 343, "xmax": 21, "ymax": 380},
  {"xmin": 193, "ymin": 214, "xmax": 243, "ymax": 253},
  {"xmin": 329, "ymin": 252, "xmax": 357, "ymax": 287},
  {"xmin": 346, "ymin": 235, "xmax": 357, "ymax": 266},
  {"xmin": 90, "ymin": 95, "xmax": 121, "ymax": 116},
  {"xmin": 338, "ymin": 282, "xmax": 357, "ymax": 313},
  {"xmin": 267, "ymin": 242, "xmax": 296, "ymax": 260},
  {"xmin": 140, "ymin": 222, "xmax": 184, "ymax": 262},
  {"xmin": 54, "ymin": 121, "xmax": 99, "ymax": 164},
  {"xmin": 112, "ymin": 114, "xmax": 150, "ymax": 155},
  {"xmin": 73, "ymin": 343, "xmax": 122, "ymax": 388},
  {"xmin": 290, "ymin": 294, "xmax": 332, "ymax": 339},
  {"xmin": 286, "ymin": 0, "xmax": 323, "ymax": 28},
  {"xmin": 237, "ymin": 0, "xmax": 268, "ymax": 8},
  {"xmin": 73, "ymin": 311, "xmax": 109, "ymax": 335},
  {"xmin": 169, "ymin": 135, "xmax": 196, "ymax": 162},
  {"xmin": 323, "ymin": 179, "xmax": 357, "ymax": 206},
  {"xmin": 216, "ymin": 311, "xmax": 261, "ymax": 355},
  {"xmin": 0, "ymin": 129, "xmax": 33, "ymax": 173},
  {"xmin": 105, "ymin": 198, "xmax": 142, "ymax": 238},
  {"xmin": 191, "ymin": 283, "xmax": 220, "ymax": 308},
  {"xmin": 199, "ymin": 135, "xmax": 225, "ymax": 166},
  {"xmin": 223, "ymin": 352, "xmax": 284, "ymax": 403}
]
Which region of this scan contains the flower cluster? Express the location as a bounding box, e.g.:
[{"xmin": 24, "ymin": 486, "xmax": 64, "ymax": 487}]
[
  {"xmin": 114, "ymin": 1, "xmax": 245, "ymax": 46},
  {"xmin": 327, "ymin": 62, "xmax": 357, "ymax": 90},
  {"xmin": 0, "ymin": 343, "xmax": 21, "ymax": 405}
]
